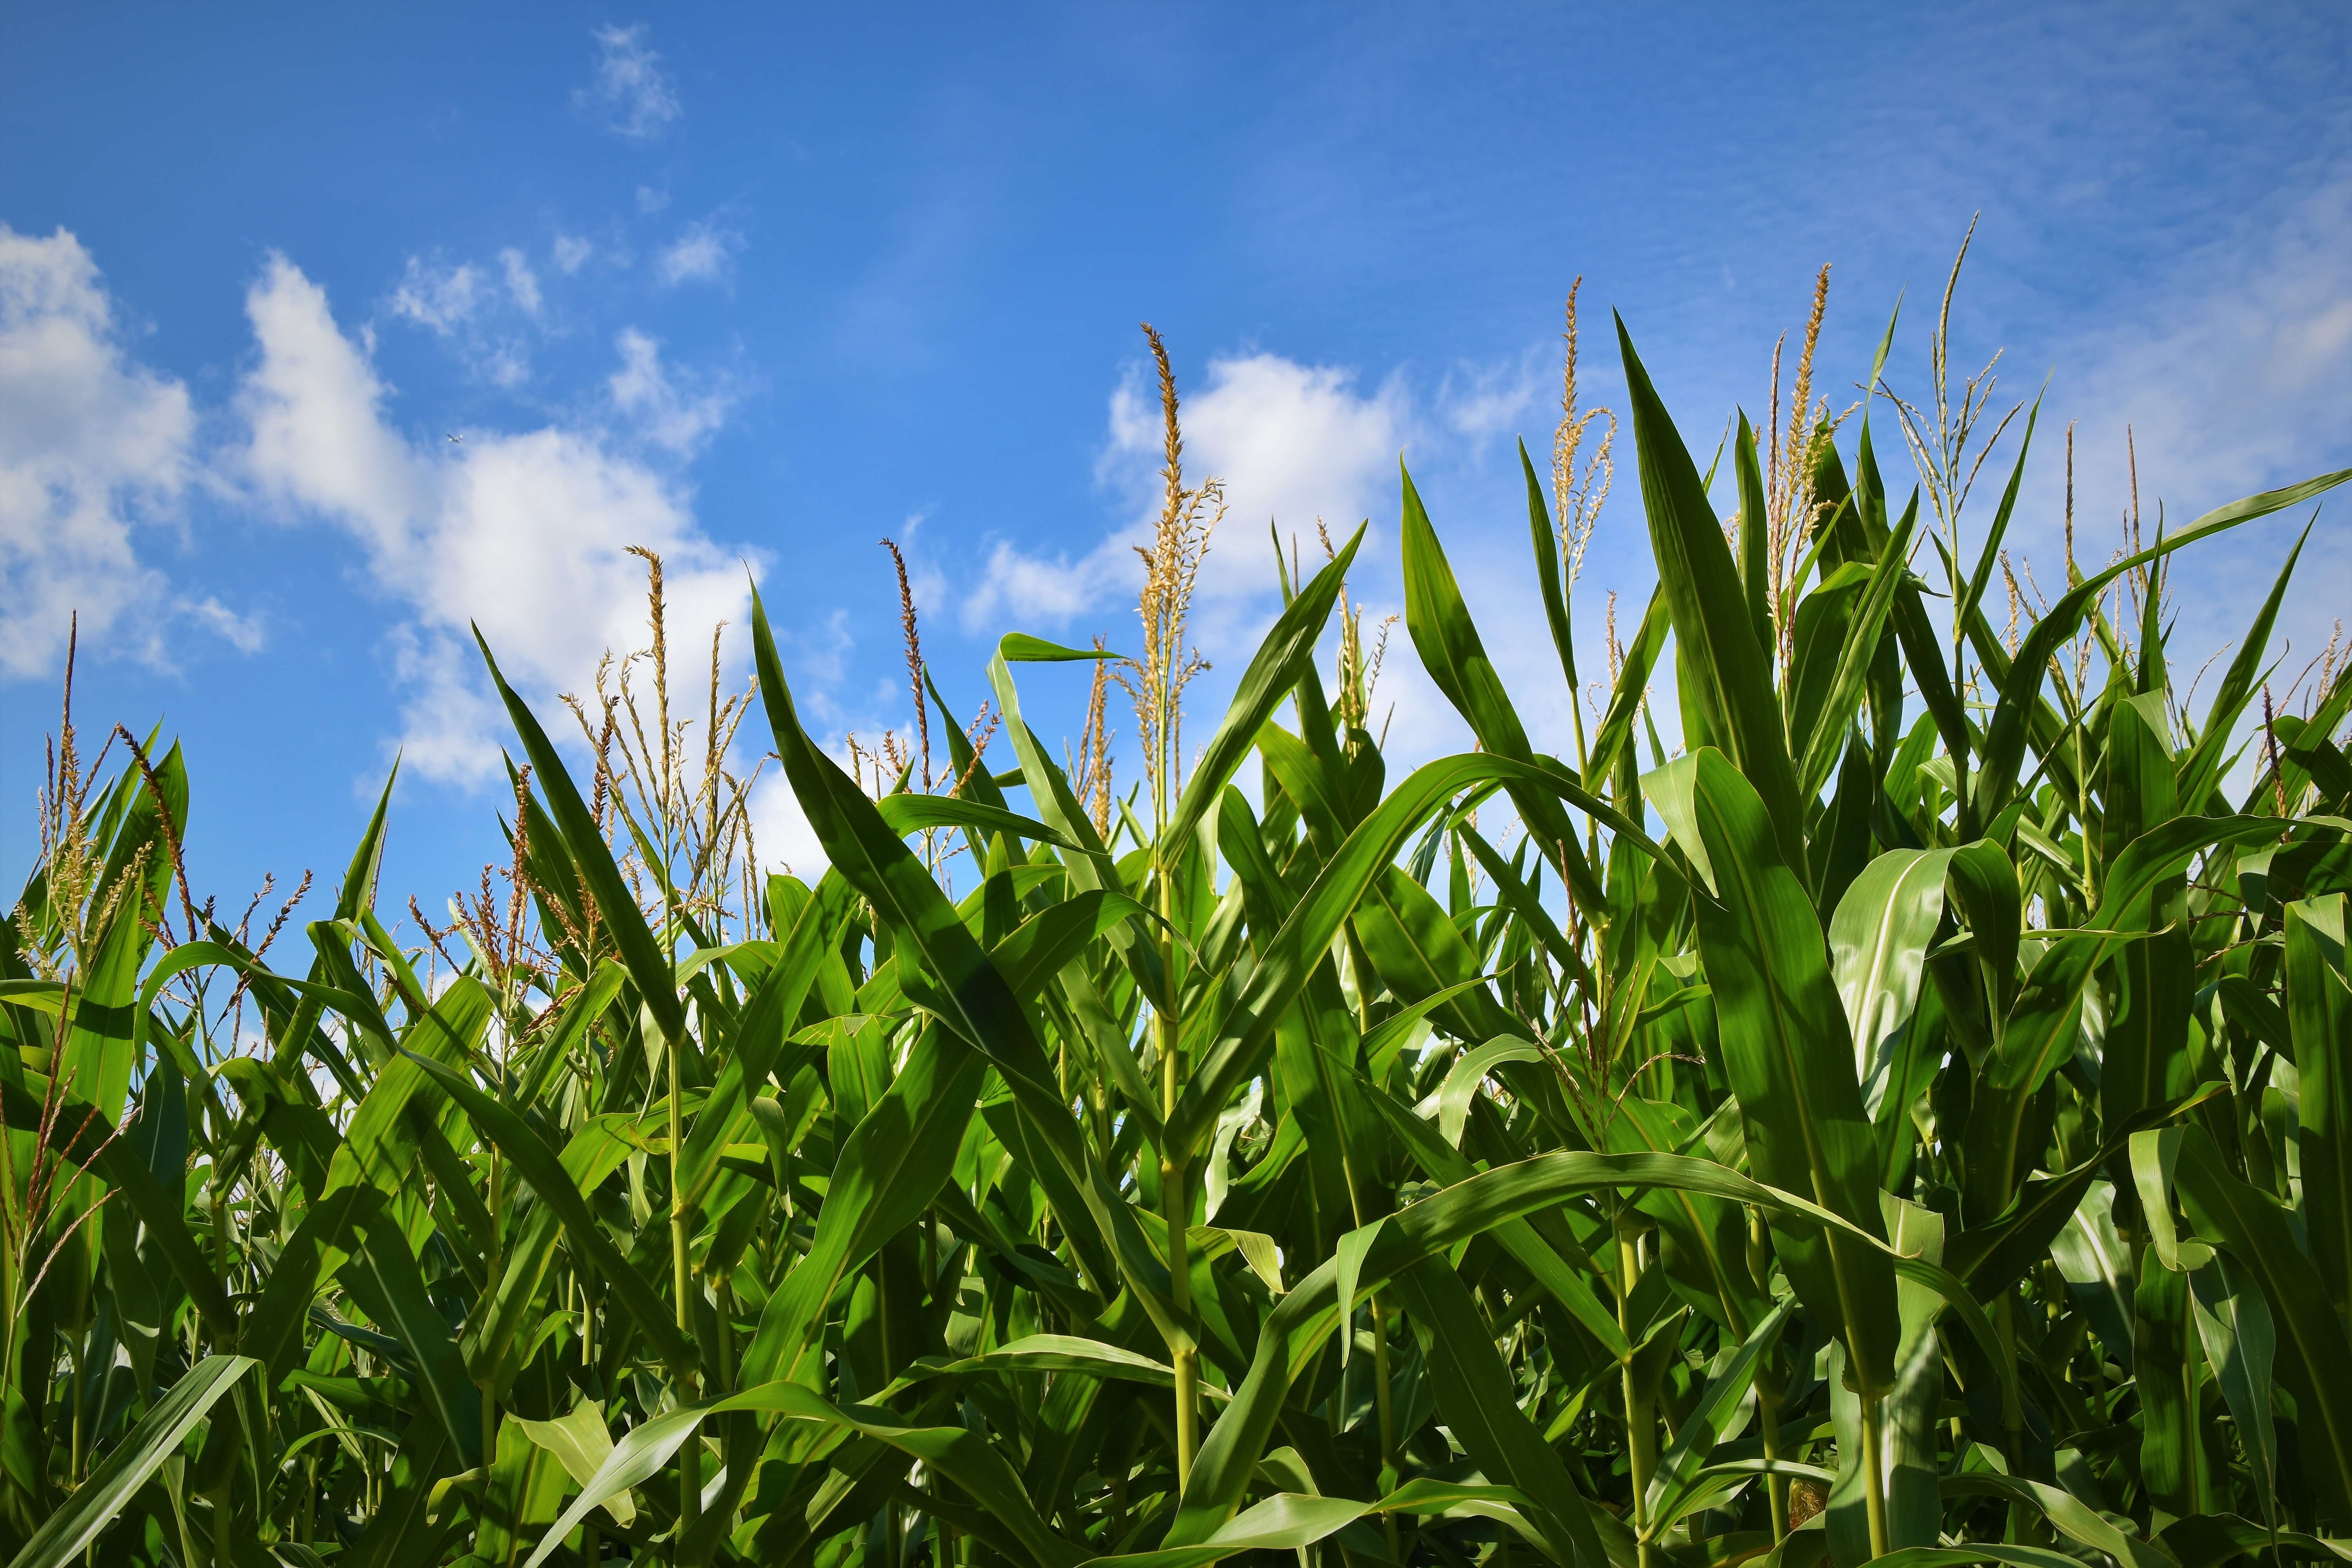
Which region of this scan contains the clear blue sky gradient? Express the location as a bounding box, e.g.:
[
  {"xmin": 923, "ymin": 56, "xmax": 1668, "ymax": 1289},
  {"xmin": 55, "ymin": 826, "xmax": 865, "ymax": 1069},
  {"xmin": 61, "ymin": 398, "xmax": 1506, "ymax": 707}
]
[{"xmin": 4, "ymin": 3, "xmax": 2347, "ymax": 924}]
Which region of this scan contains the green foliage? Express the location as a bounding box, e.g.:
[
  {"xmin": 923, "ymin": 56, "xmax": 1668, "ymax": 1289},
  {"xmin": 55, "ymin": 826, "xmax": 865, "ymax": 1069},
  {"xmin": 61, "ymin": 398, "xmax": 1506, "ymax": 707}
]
[{"xmin": 6, "ymin": 293, "xmax": 2352, "ymax": 1568}]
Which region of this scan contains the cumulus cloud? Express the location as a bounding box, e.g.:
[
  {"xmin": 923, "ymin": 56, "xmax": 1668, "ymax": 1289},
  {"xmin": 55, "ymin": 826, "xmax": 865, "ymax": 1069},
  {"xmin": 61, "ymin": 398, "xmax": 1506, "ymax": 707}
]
[
  {"xmin": 234, "ymin": 255, "xmax": 754, "ymax": 785},
  {"xmin": 552, "ymin": 234, "xmax": 594, "ymax": 275},
  {"xmin": 580, "ymin": 24, "xmax": 681, "ymax": 139},
  {"xmin": 241, "ymin": 256, "xmax": 430, "ymax": 550},
  {"xmin": 964, "ymin": 350, "xmax": 1409, "ymax": 631},
  {"xmin": 0, "ymin": 225, "xmax": 205, "ymax": 677},
  {"xmin": 656, "ymin": 220, "xmax": 740, "ymax": 288}
]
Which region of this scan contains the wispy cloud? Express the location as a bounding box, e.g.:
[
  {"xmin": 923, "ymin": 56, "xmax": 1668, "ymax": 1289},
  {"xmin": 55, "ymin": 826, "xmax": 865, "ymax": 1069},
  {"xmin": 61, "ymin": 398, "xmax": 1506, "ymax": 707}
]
[
  {"xmin": 656, "ymin": 218, "xmax": 740, "ymax": 288},
  {"xmin": 1986, "ymin": 174, "xmax": 2352, "ymax": 697},
  {"xmin": 607, "ymin": 328, "xmax": 735, "ymax": 455},
  {"xmin": 499, "ymin": 247, "xmax": 542, "ymax": 316},
  {"xmin": 579, "ymin": 23, "xmax": 681, "ymax": 140},
  {"xmin": 388, "ymin": 256, "xmax": 489, "ymax": 334},
  {"xmin": 387, "ymin": 249, "xmax": 545, "ymax": 386},
  {"xmin": 1437, "ymin": 348, "xmax": 1544, "ymax": 450}
]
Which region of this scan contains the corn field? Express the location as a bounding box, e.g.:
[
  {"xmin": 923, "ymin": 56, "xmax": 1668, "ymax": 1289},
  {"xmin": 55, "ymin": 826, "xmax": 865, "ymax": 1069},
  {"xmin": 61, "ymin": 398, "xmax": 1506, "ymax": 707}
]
[{"xmin": 5, "ymin": 272, "xmax": 2352, "ymax": 1568}]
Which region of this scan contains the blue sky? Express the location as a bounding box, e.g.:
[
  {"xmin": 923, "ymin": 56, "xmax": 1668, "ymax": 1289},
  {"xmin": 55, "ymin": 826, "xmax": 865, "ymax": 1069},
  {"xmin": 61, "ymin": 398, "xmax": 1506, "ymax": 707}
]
[{"xmin": 4, "ymin": 2, "xmax": 2348, "ymax": 922}]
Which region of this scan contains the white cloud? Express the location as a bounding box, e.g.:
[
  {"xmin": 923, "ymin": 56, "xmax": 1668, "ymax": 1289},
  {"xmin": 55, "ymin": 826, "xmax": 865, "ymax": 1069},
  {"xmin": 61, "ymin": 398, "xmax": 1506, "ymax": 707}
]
[
  {"xmin": 389, "ymin": 256, "xmax": 488, "ymax": 334},
  {"xmin": 962, "ymin": 539, "xmax": 1111, "ymax": 630},
  {"xmin": 964, "ymin": 349, "xmax": 1408, "ymax": 631},
  {"xmin": 183, "ymin": 596, "xmax": 266, "ymax": 653},
  {"xmin": 745, "ymin": 771, "xmax": 829, "ymax": 880},
  {"xmin": 580, "ymin": 24, "xmax": 681, "ymax": 139},
  {"xmin": 608, "ymin": 328, "xmax": 733, "ymax": 455},
  {"xmin": 499, "ymin": 248, "xmax": 542, "ymax": 315},
  {"xmin": 388, "ymin": 252, "xmax": 541, "ymax": 386},
  {"xmin": 552, "ymin": 234, "xmax": 594, "ymax": 275},
  {"xmin": 656, "ymin": 220, "xmax": 740, "ymax": 288},
  {"xmin": 241, "ymin": 255, "xmax": 429, "ymax": 553},
  {"xmin": 0, "ymin": 224, "xmax": 201, "ymax": 677},
  {"xmin": 1439, "ymin": 350, "xmax": 1543, "ymax": 449},
  {"xmin": 636, "ymin": 185, "xmax": 670, "ymax": 216},
  {"xmin": 235, "ymin": 255, "xmax": 755, "ymax": 786}
]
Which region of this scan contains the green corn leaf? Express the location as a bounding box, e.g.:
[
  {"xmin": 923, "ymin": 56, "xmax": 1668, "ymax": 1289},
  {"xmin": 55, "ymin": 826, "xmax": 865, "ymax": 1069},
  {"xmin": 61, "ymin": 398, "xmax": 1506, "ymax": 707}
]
[
  {"xmin": 1183, "ymin": 1145, "xmax": 2015, "ymax": 1553},
  {"xmin": 475, "ymin": 628, "xmax": 687, "ymax": 1049},
  {"xmin": 875, "ymin": 793, "xmax": 1081, "ymax": 851},
  {"xmin": 1523, "ymin": 439, "xmax": 1581, "ymax": 694},
  {"xmin": 338, "ymin": 1189, "xmax": 485, "ymax": 1469},
  {"xmin": 397, "ymin": 1049, "xmax": 698, "ymax": 1381},
  {"xmin": 674, "ymin": 882, "xmax": 845, "ymax": 1212},
  {"xmin": 1795, "ymin": 498, "xmax": 1920, "ymax": 799},
  {"xmin": 1174, "ymin": 750, "xmax": 1659, "ymax": 1154},
  {"xmin": 2290, "ymin": 895, "xmax": 2352, "ymax": 1313},
  {"xmin": 1646, "ymin": 1299, "xmax": 1795, "ymax": 1531},
  {"xmin": 1160, "ymin": 524, "xmax": 1364, "ymax": 867},
  {"xmin": 512, "ymin": 1400, "xmax": 633, "ymax": 1526},
  {"xmin": 1085, "ymin": 1481, "xmax": 1552, "ymax": 1568},
  {"xmin": 1956, "ymin": 390, "xmax": 2043, "ymax": 630},
  {"xmin": 755, "ymin": 588, "xmax": 1181, "ymax": 1338},
  {"xmin": 1947, "ymin": 1083, "xmax": 2225, "ymax": 1294},
  {"xmin": 1434, "ymin": 1037, "xmax": 1548, "ymax": 1149},
  {"xmin": 58, "ymin": 741, "xmax": 182, "ymax": 1125},
  {"xmin": 1001, "ymin": 634, "xmax": 1132, "ymax": 662},
  {"xmin": 1734, "ymin": 410, "xmax": 1772, "ymax": 654},
  {"xmin": 0, "ymin": 1072, "xmax": 236, "ymax": 1342},
  {"xmin": 2175, "ymin": 1125, "xmax": 2352, "ymax": 1522},
  {"xmin": 2178, "ymin": 521, "xmax": 2310, "ymax": 805},
  {"xmin": 1401, "ymin": 464, "xmax": 1606, "ymax": 909},
  {"xmin": 0, "ymin": 1354, "xmax": 252, "ymax": 1568},
  {"xmin": 2189, "ymin": 1252, "xmax": 2281, "ymax": 1531},
  {"xmin": 1388, "ymin": 1258, "xmax": 1612, "ymax": 1568},
  {"xmin": 1830, "ymin": 847, "xmax": 1957, "ymax": 1117},
  {"xmin": 1360, "ymin": 1072, "xmax": 1632, "ymax": 1358},
  {"xmin": 1618, "ymin": 316, "xmax": 1808, "ymax": 874},
  {"xmin": 2156, "ymin": 1513, "xmax": 2352, "ymax": 1568},
  {"xmin": 737, "ymin": 1024, "xmax": 986, "ymax": 1384},
  {"xmin": 1649, "ymin": 749, "xmax": 1900, "ymax": 1392},
  {"xmin": 1975, "ymin": 471, "xmax": 2350, "ymax": 823},
  {"xmin": 1937, "ymin": 1472, "xmax": 2180, "ymax": 1568},
  {"xmin": 1587, "ymin": 586, "xmax": 1673, "ymax": 791},
  {"xmin": 525, "ymin": 1381, "xmax": 1083, "ymax": 1568}
]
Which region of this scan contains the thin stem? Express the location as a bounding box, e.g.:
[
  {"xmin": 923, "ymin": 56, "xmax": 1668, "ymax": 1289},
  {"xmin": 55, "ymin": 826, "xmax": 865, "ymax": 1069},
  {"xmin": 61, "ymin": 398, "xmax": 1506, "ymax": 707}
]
[
  {"xmin": 484, "ymin": 1145, "xmax": 502, "ymax": 1478},
  {"xmin": 1999, "ymin": 1291, "xmax": 2027, "ymax": 1542},
  {"xmin": 670, "ymin": 1022, "xmax": 699, "ymax": 1545},
  {"xmin": 1370, "ymin": 1292, "xmax": 1403, "ymax": 1561},
  {"xmin": 1859, "ymin": 1391, "xmax": 1891, "ymax": 1560},
  {"xmin": 1165, "ymin": 1147, "xmax": 1198, "ymax": 1490},
  {"xmin": 1157, "ymin": 862, "xmax": 1198, "ymax": 1490},
  {"xmin": 1618, "ymin": 1210, "xmax": 1658, "ymax": 1568}
]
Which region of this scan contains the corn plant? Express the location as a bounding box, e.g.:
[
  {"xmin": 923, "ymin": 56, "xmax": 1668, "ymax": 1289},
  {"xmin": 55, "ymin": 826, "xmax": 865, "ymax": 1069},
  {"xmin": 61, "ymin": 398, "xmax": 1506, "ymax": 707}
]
[{"xmin": 4, "ymin": 273, "xmax": 2351, "ymax": 1568}]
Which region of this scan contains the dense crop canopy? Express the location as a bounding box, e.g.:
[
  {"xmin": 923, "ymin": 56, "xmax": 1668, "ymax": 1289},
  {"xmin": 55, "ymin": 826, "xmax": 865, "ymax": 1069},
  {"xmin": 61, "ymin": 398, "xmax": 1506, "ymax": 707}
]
[{"xmin": 6, "ymin": 278, "xmax": 2352, "ymax": 1568}]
